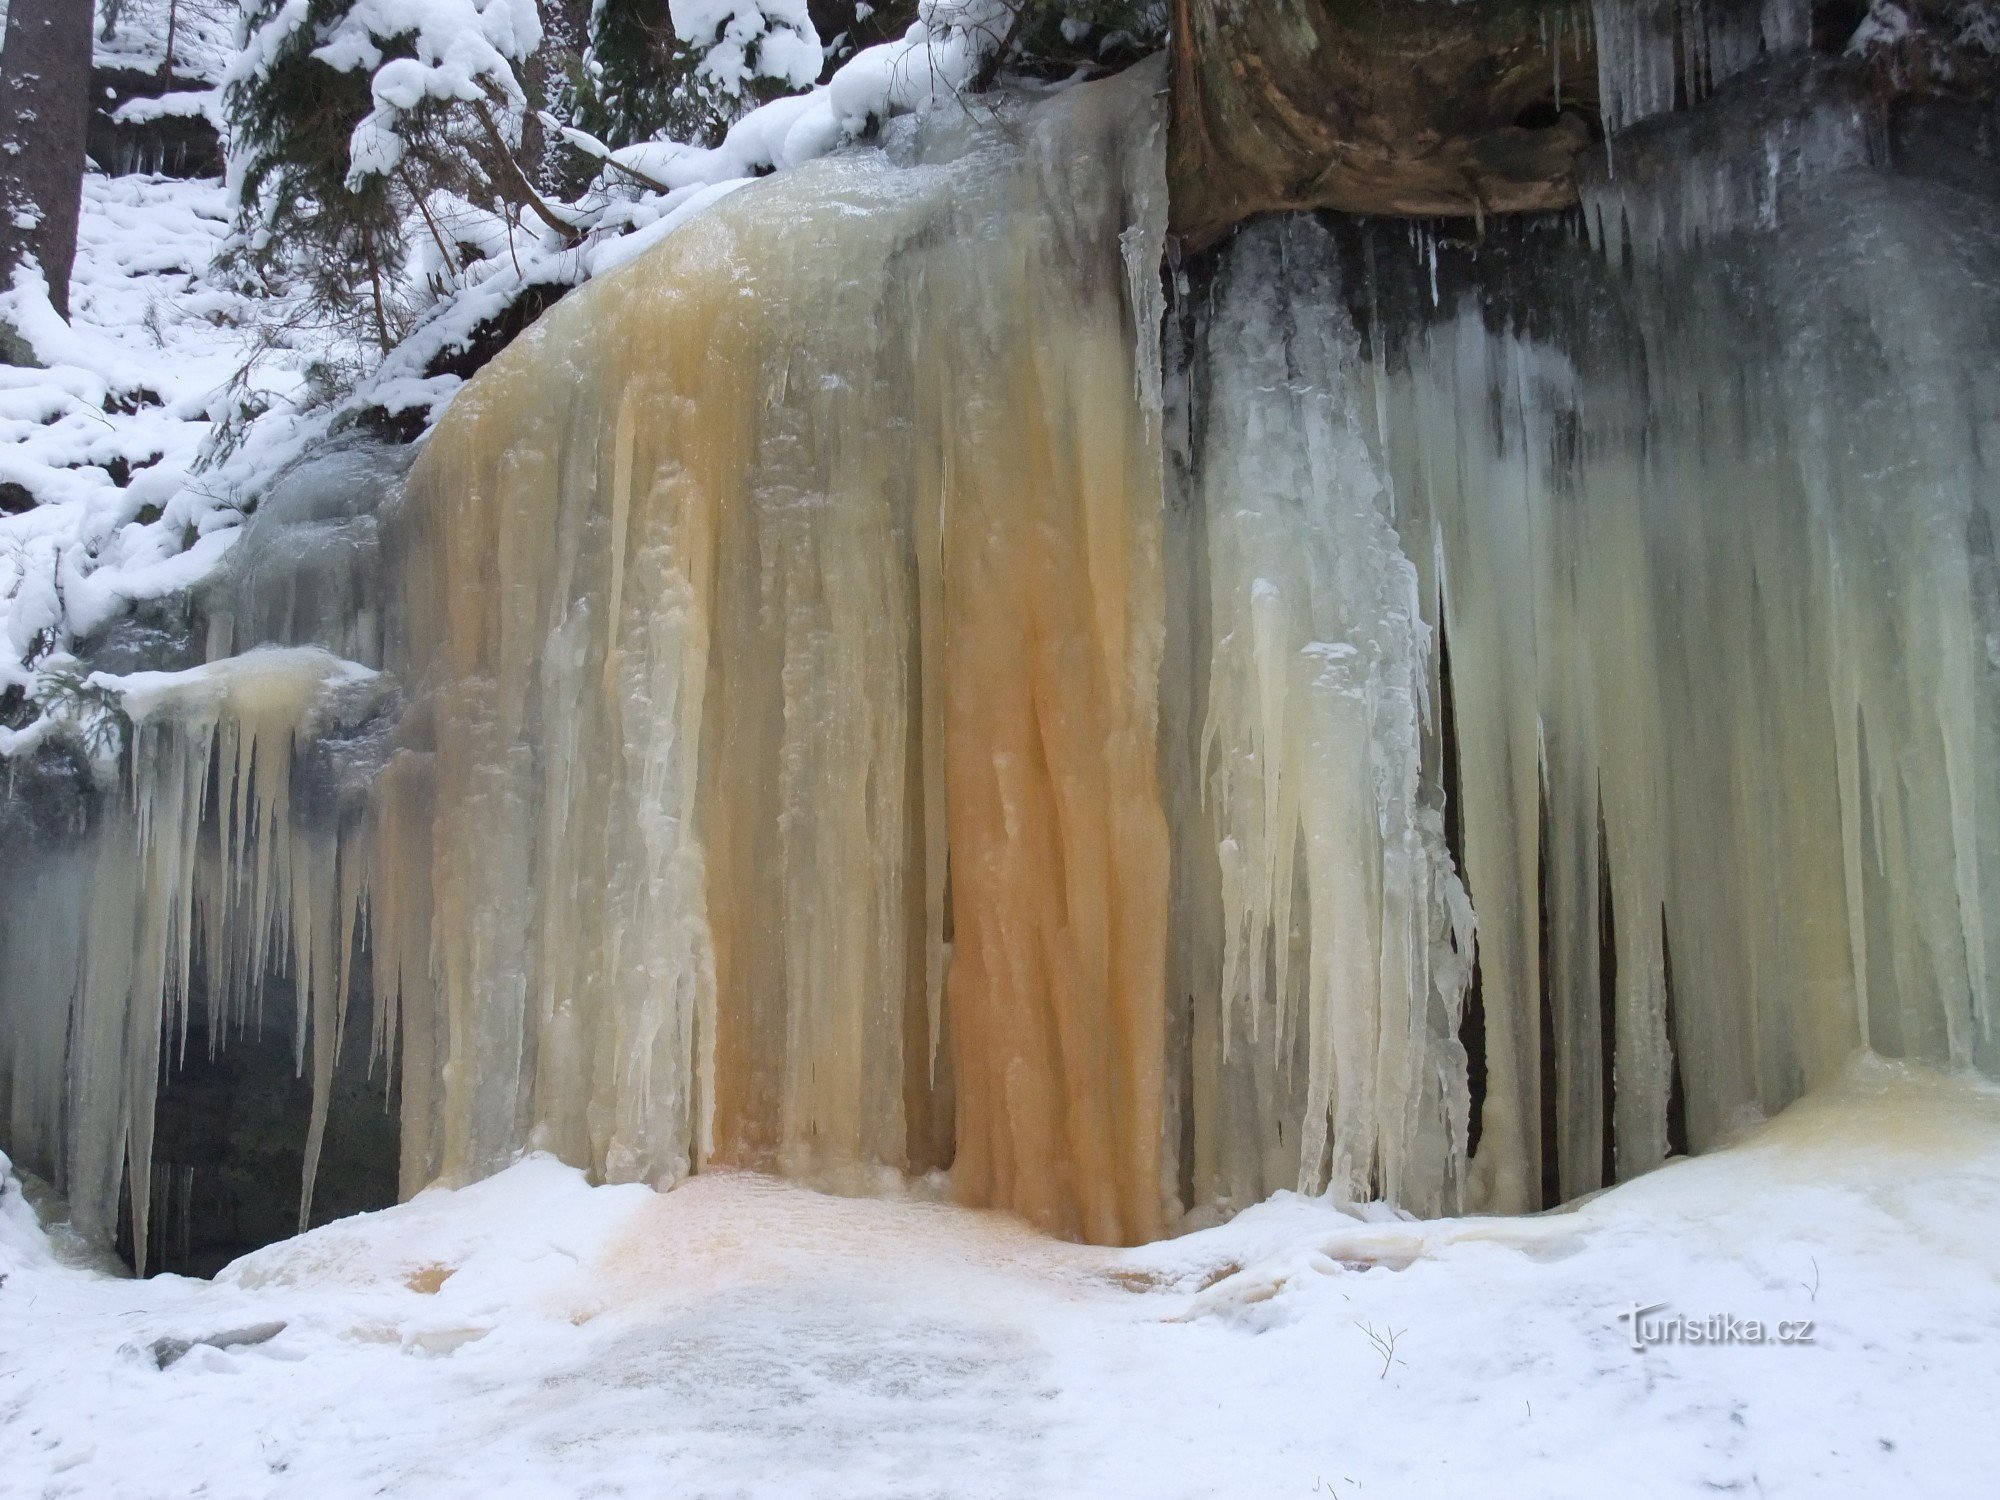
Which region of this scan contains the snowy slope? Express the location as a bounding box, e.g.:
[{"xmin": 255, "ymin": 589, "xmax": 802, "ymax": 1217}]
[
  {"xmin": 92, "ymin": 0, "xmax": 241, "ymax": 82},
  {"xmin": 0, "ymin": 0, "xmax": 1038, "ymax": 748},
  {"xmin": 0, "ymin": 169, "xmax": 322, "ymax": 728},
  {"xmin": 0, "ymin": 2, "xmax": 238, "ymax": 80},
  {"xmin": 3, "ymin": 1056, "xmax": 1996, "ymax": 1498}
]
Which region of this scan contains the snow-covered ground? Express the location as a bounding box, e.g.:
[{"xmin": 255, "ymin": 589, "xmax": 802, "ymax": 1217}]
[{"xmin": 3, "ymin": 1056, "xmax": 1996, "ymax": 1498}]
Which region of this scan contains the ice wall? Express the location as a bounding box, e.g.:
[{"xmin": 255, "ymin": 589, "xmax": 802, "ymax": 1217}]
[
  {"xmin": 4, "ymin": 62, "xmax": 1191, "ymax": 1254},
  {"xmin": 374, "ymin": 62, "xmax": 1173, "ymax": 1243},
  {"xmin": 11, "ymin": 44, "xmax": 1996, "ymax": 1261},
  {"xmin": 371, "ymin": 58, "xmax": 1474, "ymax": 1243}
]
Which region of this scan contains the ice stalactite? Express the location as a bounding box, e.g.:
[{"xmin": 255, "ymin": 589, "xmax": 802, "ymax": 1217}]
[
  {"xmin": 1173, "ymin": 219, "xmax": 1472, "ymax": 1217},
  {"xmin": 1581, "ymin": 56, "xmax": 1885, "ymax": 264},
  {"xmin": 1592, "ymin": 0, "xmax": 1815, "ymax": 137},
  {"xmin": 5, "ymin": 649, "xmax": 387, "ymax": 1269},
  {"xmin": 1373, "ymin": 305, "xmax": 1669, "ymax": 1212},
  {"xmin": 382, "ymin": 62, "xmax": 1172, "ymax": 1243}
]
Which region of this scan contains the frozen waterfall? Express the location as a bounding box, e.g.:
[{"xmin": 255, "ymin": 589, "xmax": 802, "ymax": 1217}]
[{"xmin": 3, "ymin": 43, "xmax": 1998, "ymax": 1266}]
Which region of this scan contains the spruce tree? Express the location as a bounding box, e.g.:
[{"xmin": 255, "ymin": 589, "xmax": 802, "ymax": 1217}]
[{"xmin": 224, "ymin": 1, "xmax": 557, "ymax": 347}]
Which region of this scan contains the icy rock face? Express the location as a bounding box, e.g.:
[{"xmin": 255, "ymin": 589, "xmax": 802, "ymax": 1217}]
[
  {"xmin": 3, "ymin": 57, "xmax": 1483, "ymax": 1255},
  {"xmin": 1580, "ymin": 58, "xmax": 1886, "ymax": 264},
  {"xmin": 1349, "ymin": 103, "xmax": 2000, "ymax": 1211},
  {"xmin": 12, "ymin": 44, "xmax": 2000, "ymax": 1262},
  {"xmin": 380, "ymin": 61, "xmax": 1174, "ymax": 1244},
  {"xmin": 1591, "ymin": 0, "xmax": 1815, "ymax": 136},
  {"xmin": 1168, "ymin": 219, "xmax": 1473, "ymax": 1217},
  {"xmin": 377, "ymin": 58, "xmax": 1480, "ymax": 1244}
]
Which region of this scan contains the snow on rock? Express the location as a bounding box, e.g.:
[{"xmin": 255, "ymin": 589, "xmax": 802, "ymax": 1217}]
[
  {"xmin": 87, "ymin": 645, "xmax": 379, "ymax": 724},
  {"xmin": 581, "ymin": 176, "xmax": 755, "ymax": 277},
  {"xmin": 1, "ymin": 1058, "xmax": 1996, "ymax": 1496}
]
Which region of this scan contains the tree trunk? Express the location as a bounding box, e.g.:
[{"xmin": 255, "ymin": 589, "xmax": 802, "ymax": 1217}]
[
  {"xmin": 0, "ymin": 0, "xmax": 95, "ymax": 319},
  {"xmin": 1169, "ymin": 0, "xmax": 1597, "ymax": 249}
]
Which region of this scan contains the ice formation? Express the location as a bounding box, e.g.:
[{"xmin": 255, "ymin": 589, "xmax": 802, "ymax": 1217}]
[
  {"xmin": 6, "ymin": 37, "xmax": 2000, "ymax": 1262},
  {"xmin": 1592, "ymin": 0, "xmax": 1816, "ymax": 135},
  {"xmin": 374, "ymin": 61, "xmax": 1173, "ymax": 1244},
  {"xmin": 1580, "ymin": 57, "xmax": 1885, "ymax": 263},
  {"xmin": 0, "ymin": 647, "xmax": 386, "ymax": 1267},
  {"xmin": 1168, "ymin": 219, "xmax": 1472, "ymax": 1217},
  {"xmin": 1354, "ymin": 98, "xmax": 2000, "ymax": 1209}
]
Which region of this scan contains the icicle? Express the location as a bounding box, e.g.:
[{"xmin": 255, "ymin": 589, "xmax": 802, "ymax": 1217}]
[
  {"xmin": 5, "ymin": 649, "xmax": 385, "ymax": 1268},
  {"xmin": 1579, "ymin": 60, "xmax": 1881, "ymax": 266},
  {"xmin": 1591, "ymin": 0, "xmax": 1814, "ymax": 137}
]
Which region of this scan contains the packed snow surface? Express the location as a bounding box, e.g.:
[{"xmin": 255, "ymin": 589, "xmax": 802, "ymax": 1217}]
[{"xmin": 2, "ymin": 1057, "xmax": 1996, "ymax": 1497}]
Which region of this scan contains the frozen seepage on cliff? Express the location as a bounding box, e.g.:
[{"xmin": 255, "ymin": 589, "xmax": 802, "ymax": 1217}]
[
  {"xmin": 1162, "ymin": 227, "xmax": 1473, "ymax": 1220},
  {"xmin": 1314, "ymin": 61, "xmax": 2000, "ymax": 1213},
  {"xmin": 0, "ymin": 59, "xmax": 1190, "ymax": 1256},
  {"xmin": 5, "ymin": 43, "xmax": 2000, "ymax": 1262},
  {"xmin": 383, "ymin": 55, "xmax": 1471, "ymax": 1242},
  {"xmin": 385, "ymin": 61, "xmax": 1176, "ymax": 1244},
  {"xmin": 1, "ymin": 44, "xmax": 1470, "ymax": 1252}
]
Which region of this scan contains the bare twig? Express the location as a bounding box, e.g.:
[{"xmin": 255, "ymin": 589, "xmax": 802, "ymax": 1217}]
[
  {"xmin": 400, "ymin": 167, "xmax": 463, "ymax": 280},
  {"xmin": 1357, "ymin": 1320, "xmax": 1403, "ymax": 1380},
  {"xmin": 970, "ymin": 1, "xmax": 1037, "ymax": 93}
]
